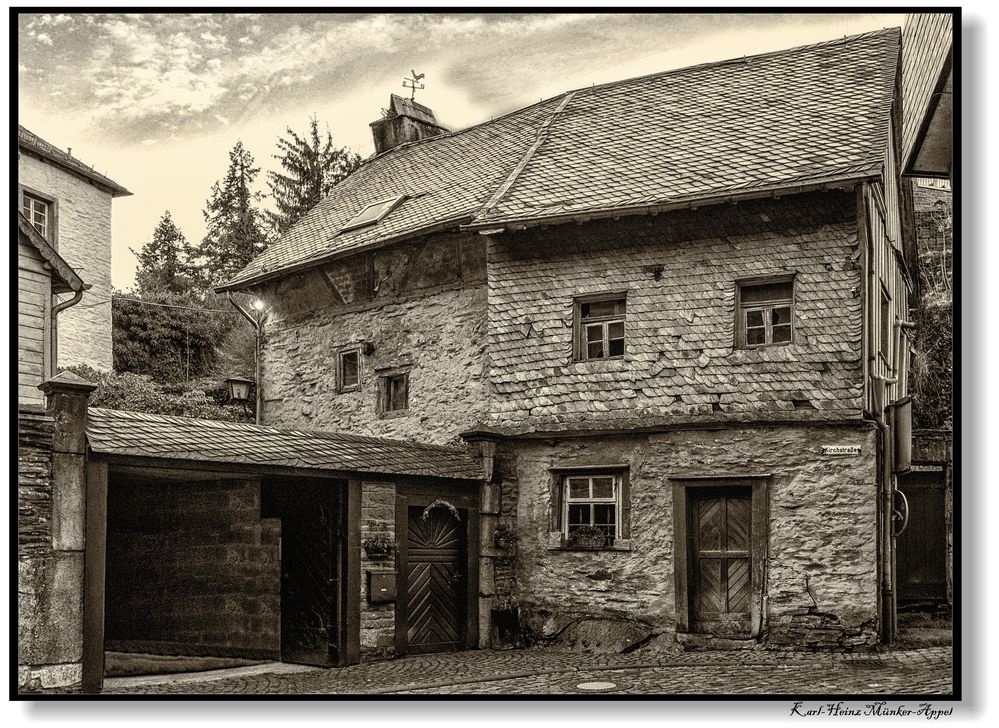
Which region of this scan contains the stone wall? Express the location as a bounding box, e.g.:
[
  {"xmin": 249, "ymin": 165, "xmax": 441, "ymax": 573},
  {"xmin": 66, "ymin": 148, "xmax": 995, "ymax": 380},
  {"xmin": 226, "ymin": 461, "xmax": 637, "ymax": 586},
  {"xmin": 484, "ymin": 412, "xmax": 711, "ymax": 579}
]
[
  {"xmin": 359, "ymin": 481, "xmax": 397, "ymax": 658},
  {"xmin": 256, "ymin": 232, "xmax": 489, "ymax": 445},
  {"xmin": 505, "ymin": 423, "xmax": 879, "ymax": 649},
  {"xmin": 485, "ymin": 191, "xmax": 864, "ymax": 430},
  {"xmin": 19, "ymin": 153, "xmax": 114, "ymax": 371},
  {"xmin": 104, "ymin": 478, "xmax": 280, "ymax": 659},
  {"xmin": 18, "ymin": 407, "xmax": 85, "ymax": 691}
]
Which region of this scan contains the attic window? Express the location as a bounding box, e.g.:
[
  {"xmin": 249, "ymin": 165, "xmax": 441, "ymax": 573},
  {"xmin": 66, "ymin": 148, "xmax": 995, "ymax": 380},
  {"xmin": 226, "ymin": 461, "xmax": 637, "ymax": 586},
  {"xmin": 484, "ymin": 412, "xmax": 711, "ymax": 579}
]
[{"xmin": 341, "ymin": 195, "xmax": 407, "ymax": 232}]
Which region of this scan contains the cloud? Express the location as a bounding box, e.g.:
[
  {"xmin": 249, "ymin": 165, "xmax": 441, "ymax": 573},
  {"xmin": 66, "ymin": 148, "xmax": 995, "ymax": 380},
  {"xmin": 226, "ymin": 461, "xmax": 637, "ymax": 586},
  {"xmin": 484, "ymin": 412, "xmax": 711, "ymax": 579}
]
[{"xmin": 35, "ymin": 32, "xmax": 53, "ymax": 45}]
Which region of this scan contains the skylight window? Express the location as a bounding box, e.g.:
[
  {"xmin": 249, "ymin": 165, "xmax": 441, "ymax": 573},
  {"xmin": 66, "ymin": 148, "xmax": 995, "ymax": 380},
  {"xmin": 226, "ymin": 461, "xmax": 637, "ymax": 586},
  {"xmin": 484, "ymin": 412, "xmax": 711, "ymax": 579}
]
[{"xmin": 340, "ymin": 195, "xmax": 407, "ymax": 232}]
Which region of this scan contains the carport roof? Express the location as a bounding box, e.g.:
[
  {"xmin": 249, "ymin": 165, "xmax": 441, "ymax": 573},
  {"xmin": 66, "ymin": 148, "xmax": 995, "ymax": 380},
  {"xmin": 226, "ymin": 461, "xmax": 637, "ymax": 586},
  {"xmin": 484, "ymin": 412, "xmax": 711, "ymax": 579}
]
[{"xmin": 86, "ymin": 408, "xmax": 483, "ymax": 480}]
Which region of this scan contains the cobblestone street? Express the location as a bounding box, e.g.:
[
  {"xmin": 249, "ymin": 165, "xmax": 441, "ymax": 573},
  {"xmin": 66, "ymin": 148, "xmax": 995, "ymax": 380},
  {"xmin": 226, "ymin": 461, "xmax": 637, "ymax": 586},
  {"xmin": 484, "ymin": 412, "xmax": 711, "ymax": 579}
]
[{"xmin": 104, "ymin": 646, "xmax": 953, "ymax": 696}]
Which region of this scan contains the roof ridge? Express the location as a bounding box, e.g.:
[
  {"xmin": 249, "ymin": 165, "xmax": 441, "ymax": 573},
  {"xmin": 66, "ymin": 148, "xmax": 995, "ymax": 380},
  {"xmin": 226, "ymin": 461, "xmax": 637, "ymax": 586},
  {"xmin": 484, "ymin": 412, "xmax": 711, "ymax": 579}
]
[
  {"xmin": 477, "ymin": 91, "xmax": 577, "ymax": 220},
  {"xmin": 558, "ymin": 27, "xmax": 902, "ymax": 98}
]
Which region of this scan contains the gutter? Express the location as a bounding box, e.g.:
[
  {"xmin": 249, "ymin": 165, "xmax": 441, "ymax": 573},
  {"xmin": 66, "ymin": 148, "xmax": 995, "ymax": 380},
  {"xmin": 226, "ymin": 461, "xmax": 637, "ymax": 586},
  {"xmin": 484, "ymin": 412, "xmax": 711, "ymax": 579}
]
[
  {"xmin": 463, "ymin": 171, "xmax": 881, "ymax": 234},
  {"xmin": 50, "ymin": 286, "xmax": 90, "ymax": 377}
]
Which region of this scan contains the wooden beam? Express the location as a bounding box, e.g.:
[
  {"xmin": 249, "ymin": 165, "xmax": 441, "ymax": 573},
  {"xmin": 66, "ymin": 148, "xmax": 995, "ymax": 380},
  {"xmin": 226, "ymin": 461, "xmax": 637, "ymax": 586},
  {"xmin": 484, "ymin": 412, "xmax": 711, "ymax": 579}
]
[
  {"xmin": 81, "ymin": 461, "xmax": 108, "ymax": 693},
  {"xmin": 671, "ymin": 482, "xmax": 689, "ymax": 633},
  {"xmin": 341, "ymin": 479, "xmax": 362, "ymax": 666}
]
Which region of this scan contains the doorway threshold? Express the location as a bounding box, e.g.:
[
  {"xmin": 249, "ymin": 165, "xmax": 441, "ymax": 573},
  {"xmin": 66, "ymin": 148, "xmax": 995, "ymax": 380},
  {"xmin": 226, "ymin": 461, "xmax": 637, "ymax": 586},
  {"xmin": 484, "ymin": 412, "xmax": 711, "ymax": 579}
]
[{"xmin": 103, "ymin": 661, "xmax": 320, "ymax": 690}]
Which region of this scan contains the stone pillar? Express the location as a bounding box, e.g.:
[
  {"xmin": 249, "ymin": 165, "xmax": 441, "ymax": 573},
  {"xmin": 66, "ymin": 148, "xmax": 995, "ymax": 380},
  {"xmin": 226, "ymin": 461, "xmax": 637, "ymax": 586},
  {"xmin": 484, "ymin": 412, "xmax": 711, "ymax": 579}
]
[{"xmin": 18, "ymin": 371, "xmax": 96, "ymax": 692}]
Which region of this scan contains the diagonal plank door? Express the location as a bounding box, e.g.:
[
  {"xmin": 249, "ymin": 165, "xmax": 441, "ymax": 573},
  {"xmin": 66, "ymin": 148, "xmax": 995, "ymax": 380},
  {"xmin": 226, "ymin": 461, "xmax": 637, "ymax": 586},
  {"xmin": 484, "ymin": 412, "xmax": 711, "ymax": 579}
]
[
  {"xmin": 405, "ymin": 506, "xmax": 466, "ymax": 654},
  {"xmin": 691, "ymin": 489, "xmax": 753, "ymax": 636}
]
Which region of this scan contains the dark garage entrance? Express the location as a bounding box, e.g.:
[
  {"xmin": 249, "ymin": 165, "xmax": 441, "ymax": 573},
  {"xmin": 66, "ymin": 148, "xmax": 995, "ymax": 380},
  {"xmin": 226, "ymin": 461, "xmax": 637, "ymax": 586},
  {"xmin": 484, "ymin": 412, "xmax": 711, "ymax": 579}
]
[
  {"xmin": 262, "ymin": 478, "xmax": 348, "ymax": 667},
  {"xmin": 897, "ymin": 469, "xmax": 949, "ymax": 607}
]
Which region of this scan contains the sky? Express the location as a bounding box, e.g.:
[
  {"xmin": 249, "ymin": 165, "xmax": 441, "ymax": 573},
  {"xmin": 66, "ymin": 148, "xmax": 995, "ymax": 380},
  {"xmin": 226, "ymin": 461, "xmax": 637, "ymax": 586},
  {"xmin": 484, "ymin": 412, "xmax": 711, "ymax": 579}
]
[{"xmin": 17, "ymin": 10, "xmax": 906, "ymax": 290}]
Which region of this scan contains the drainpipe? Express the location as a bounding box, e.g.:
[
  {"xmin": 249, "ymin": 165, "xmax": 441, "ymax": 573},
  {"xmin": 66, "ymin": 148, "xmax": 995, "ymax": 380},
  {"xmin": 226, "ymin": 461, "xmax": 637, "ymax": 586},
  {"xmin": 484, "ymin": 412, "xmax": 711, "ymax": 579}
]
[
  {"xmin": 227, "ymin": 292, "xmax": 263, "ymax": 425},
  {"xmin": 50, "ymin": 289, "xmax": 86, "ymax": 378}
]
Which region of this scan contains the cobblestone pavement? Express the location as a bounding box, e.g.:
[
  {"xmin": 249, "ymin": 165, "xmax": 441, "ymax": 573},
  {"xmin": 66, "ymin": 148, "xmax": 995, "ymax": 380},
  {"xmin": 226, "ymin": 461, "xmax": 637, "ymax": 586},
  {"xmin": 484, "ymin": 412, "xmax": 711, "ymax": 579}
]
[{"xmin": 105, "ymin": 646, "xmax": 953, "ymax": 696}]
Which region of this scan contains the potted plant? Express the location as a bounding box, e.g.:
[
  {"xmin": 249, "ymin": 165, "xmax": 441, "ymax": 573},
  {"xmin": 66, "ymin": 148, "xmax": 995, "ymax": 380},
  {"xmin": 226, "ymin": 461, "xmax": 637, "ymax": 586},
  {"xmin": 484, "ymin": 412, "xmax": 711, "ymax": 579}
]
[
  {"xmin": 568, "ymin": 525, "xmax": 607, "ymax": 550},
  {"xmin": 493, "ymin": 524, "xmax": 519, "ymax": 551},
  {"xmin": 490, "ymin": 595, "xmax": 521, "ymax": 649},
  {"xmin": 362, "ymin": 534, "xmax": 395, "ymax": 559}
]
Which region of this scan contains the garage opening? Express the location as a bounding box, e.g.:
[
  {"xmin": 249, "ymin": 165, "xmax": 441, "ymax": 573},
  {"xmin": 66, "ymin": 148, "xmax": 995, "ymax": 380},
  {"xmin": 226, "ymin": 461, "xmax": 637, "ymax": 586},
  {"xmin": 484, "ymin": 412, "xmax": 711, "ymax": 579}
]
[{"xmin": 102, "ymin": 467, "xmax": 348, "ymax": 679}]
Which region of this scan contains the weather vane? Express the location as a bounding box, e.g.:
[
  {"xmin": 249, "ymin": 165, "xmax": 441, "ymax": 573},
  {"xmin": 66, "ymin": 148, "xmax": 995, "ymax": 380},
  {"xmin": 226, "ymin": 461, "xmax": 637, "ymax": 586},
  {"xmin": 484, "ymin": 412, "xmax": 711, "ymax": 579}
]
[{"xmin": 403, "ymin": 69, "xmax": 425, "ymax": 100}]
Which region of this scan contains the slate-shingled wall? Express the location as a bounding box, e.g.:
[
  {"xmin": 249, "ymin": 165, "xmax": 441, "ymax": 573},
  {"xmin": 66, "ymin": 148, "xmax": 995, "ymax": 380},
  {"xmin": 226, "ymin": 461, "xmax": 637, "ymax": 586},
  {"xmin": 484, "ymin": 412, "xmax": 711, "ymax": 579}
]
[{"xmin": 485, "ymin": 191, "xmax": 864, "ymax": 428}]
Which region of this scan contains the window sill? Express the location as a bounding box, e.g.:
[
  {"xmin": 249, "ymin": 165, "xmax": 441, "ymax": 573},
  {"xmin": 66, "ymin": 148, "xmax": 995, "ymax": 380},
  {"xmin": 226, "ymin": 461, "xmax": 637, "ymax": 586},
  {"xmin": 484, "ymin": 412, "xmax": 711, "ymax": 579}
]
[
  {"xmin": 566, "ymin": 358, "xmax": 630, "ymax": 373},
  {"xmin": 337, "ymin": 385, "xmax": 361, "ymax": 394},
  {"xmin": 546, "ymin": 537, "xmax": 632, "ymax": 553},
  {"xmin": 378, "ymin": 409, "xmax": 409, "ymax": 419}
]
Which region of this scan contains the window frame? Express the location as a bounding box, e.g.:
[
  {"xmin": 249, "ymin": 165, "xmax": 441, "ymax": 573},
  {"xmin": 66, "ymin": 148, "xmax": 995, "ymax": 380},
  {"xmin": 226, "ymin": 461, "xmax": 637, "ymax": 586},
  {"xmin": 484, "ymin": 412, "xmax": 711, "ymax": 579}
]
[
  {"xmin": 573, "ymin": 291, "xmax": 628, "ymax": 362},
  {"xmin": 378, "ymin": 370, "xmax": 410, "ymax": 415},
  {"xmin": 879, "ymin": 282, "xmax": 892, "ymax": 365},
  {"xmin": 735, "ymin": 275, "xmax": 796, "ymax": 349},
  {"xmin": 19, "ymin": 185, "xmax": 58, "ymax": 246},
  {"xmin": 336, "ymin": 347, "xmax": 362, "ymax": 393},
  {"xmin": 548, "ymin": 466, "xmax": 631, "ymax": 550},
  {"xmin": 340, "ymin": 195, "xmax": 408, "ymax": 232}
]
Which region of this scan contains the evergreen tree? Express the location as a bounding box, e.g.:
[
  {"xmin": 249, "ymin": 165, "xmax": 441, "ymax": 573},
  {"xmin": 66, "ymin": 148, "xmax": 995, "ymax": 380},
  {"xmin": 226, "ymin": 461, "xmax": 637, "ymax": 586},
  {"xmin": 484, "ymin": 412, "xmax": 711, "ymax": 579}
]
[
  {"xmin": 267, "ymin": 117, "xmax": 362, "ymax": 235},
  {"xmin": 196, "ymin": 141, "xmax": 270, "ymax": 286},
  {"xmin": 132, "ymin": 211, "xmax": 197, "ymax": 295}
]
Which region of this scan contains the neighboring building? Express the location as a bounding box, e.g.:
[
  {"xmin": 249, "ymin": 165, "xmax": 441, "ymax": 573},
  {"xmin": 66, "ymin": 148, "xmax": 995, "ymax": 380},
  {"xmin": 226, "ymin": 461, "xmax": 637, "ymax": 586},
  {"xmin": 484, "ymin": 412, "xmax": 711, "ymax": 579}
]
[
  {"xmin": 901, "ymin": 12, "xmax": 953, "ymax": 179},
  {"xmin": 17, "ymin": 125, "xmax": 131, "ymax": 373},
  {"xmin": 217, "ymin": 28, "xmax": 915, "ymax": 655},
  {"xmin": 17, "ymin": 213, "xmax": 88, "ymax": 405}
]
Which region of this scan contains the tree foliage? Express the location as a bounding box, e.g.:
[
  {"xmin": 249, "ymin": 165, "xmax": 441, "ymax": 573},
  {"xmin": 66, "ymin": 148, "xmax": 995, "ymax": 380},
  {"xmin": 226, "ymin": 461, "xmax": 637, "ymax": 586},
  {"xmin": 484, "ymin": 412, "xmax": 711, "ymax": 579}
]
[
  {"xmin": 196, "ymin": 141, "xmax": 270, "ymax": 286},
  {"xmin": 67, "ymin": 364, "xmax": 252, "ymax": 422},
  {"xmin": 267, "ymin": 117, "xmax": 362, "ymax": 235},
  {"xmin": 132, "ymin": 211, "xmax": 198, "ymax": 295},
  {"xmin": 911, "ymin": 188, "xmax": 953, "ymax": 430},
  {"xmin": 112, "ymin": 288, "xmax": 237, "ymax": 384}
]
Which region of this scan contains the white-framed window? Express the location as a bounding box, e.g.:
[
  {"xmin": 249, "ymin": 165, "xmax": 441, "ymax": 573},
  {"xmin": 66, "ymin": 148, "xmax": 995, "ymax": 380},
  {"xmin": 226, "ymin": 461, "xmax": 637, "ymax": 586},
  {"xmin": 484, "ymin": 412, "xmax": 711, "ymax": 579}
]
[
  {"xmin": 22, "ymin": 192, "xmax": 50, "ymax": 241},
  {"xmin": 574, "ymin": 293, "xmax": 626, "ymax": 361},
  {"xmin": 562, "ymin": 473, "xmax": 622, "ymax": 546},
  {"xmin": 880, "ymin": 283, "xmax": 892, "ymax": 363},
  {"xmin": 341, "ymin": 195, "xmax": 407, "ymax": 232},
  {"xmin": 736, "ymin": 277, "xmax": 794, "ymax": 348},
  {"xmin": 337, "ymin": 348, "xmax": 361, "ymax": 392}
]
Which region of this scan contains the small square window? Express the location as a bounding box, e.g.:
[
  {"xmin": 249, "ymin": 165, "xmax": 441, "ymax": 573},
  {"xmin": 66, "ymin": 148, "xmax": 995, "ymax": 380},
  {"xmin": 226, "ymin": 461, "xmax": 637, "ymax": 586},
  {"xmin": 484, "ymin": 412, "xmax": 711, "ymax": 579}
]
[
  {"xmin": 22, "ymin": 192, "xmax": 50, "ymax": 241},
  {"xmin": 737, "ymin": 277, "xmax": 794, "ymax": 348},
  {"xmin": 380, "ymin": 372, "xmax": 409, "ymax": 413},
  {"xmin": 337, "ymin": 349, "xmax": 361, "ymax": 392},
  {"xmin": 575, "ymin": 294, "xmax": 626, "ymax": 361},
  {"xmin": 562, "ymin": 473, "xmax": 622, "ymax": 547}
]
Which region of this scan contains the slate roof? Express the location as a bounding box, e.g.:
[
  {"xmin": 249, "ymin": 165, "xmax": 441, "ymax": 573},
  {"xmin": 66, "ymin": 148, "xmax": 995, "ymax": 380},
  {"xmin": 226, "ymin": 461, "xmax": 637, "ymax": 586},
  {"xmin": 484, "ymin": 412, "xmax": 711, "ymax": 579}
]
[
  {"xmin": 86, "ymin": 408, "xmax": 483, "ymax": 480},
  {"xmin": 18, "ymin": 126, "xmax": 131, "ymax": 197},
  {"xmin": 222, "ymin": 29, "xmax": 900, "ymax": 292}
]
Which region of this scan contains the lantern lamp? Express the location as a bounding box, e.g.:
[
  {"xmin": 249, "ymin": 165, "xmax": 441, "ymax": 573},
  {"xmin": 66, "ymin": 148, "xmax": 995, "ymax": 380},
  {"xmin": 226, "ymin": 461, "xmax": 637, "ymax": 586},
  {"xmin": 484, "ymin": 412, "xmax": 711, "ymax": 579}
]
[{"xmin": 225, "ymin": 377, "xmax": 254, "ymax": 403}]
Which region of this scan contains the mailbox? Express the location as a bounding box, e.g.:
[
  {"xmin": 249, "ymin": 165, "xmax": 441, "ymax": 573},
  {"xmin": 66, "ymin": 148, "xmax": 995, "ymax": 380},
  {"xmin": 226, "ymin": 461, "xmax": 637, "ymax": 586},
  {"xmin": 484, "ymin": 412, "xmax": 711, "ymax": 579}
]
[{"xmin": 367, "ymin": 571, "xmax": 397, "ymax": 603}]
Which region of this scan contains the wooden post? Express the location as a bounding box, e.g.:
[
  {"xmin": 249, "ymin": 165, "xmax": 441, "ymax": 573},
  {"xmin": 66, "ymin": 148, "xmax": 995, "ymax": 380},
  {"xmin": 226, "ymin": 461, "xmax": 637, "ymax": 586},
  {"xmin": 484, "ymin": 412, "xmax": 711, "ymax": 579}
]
[
  {"xmin": 341, "ymin": 479, "xmax": 361, "ymax": 665},
  {"xmin": 82, "ymin": 460, "xmax": 108, "ymax": 693}
]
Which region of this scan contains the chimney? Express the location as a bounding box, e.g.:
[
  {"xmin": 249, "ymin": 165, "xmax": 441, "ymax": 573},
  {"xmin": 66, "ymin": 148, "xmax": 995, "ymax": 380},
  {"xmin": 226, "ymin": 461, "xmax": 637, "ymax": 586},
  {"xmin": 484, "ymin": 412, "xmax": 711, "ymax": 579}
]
[{"xmin": 370, "ymin": 94, "xmax": 448, "ymax": 154}]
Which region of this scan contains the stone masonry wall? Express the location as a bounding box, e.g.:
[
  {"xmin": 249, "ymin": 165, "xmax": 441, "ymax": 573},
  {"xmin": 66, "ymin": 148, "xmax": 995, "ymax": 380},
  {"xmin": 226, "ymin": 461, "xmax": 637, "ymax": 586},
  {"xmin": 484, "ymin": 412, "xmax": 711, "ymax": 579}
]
[
  {"xmin": 19, "ymin": 153, "xmax": 114, "ymax": 371},
  {"xmin": 104, "ymin": 479, "xmax": 280, "ymax": 659},
  {"xmin": 256, "ymin": 232, "xmax": 489, "ymax": 445},
  {"xmin": 508, "ymin": 423, "xmax": 879, "ymax": 649},
  {"xmin": 18, "ymin": 408, "xmax": 85, "ymax": 691},
  {"xmin": 485, "ymin": 191, "xmax": 864, "ymax": 430},
  {"xmin": 359, "ymin": 481, "xmax": 397, "ymax": 658}
]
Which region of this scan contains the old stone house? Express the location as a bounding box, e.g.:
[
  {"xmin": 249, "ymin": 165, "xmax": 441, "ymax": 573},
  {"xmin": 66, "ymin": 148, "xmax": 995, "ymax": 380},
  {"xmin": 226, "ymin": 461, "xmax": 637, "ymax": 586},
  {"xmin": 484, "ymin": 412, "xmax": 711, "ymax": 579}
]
[
  {"xmin": 17, "ymin": 125, "xmax": 131, "ymax": 377},
  {"xmin": 216, "ymin": 28, "xmax": 916, "ymax": 655}
]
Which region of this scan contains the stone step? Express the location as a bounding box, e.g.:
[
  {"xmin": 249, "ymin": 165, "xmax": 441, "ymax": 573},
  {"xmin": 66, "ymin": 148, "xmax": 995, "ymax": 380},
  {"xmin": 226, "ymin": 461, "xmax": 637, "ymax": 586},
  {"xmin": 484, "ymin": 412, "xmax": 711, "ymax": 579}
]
[{"xmin": 677, "ymin": 633, "xmax": 758, "ymax": 651}]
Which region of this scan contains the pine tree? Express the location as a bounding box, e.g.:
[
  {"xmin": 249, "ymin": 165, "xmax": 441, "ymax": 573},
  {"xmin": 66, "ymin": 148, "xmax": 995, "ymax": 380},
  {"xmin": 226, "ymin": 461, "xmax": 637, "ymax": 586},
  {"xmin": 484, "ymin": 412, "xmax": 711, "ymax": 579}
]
[
  {"xmin": 267, "ymin": 117, "xmax": 362, "ymax": 235},
  {"xmin": 197, "ymin": 141, "xmax": 270, "ymax": 286},
  {"xmin": 132, "ymin": 211, "xmax": 197, "ymax": 295}
]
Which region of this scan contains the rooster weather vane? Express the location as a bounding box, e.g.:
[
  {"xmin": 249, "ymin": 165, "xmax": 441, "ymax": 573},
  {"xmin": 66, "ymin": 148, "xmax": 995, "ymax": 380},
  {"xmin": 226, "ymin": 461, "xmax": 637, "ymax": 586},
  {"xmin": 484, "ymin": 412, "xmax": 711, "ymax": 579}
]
[{"xmin": 403, "ymin": 69, "xmax": 425, "ymax": 100}]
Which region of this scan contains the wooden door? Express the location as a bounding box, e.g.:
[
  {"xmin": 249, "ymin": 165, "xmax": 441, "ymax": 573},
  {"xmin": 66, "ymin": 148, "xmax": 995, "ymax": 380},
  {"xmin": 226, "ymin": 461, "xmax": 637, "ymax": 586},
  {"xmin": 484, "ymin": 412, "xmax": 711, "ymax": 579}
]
[
  {"xmin": 897, "ymin": 470, "xmax": 948, "ymax": 606},
  {"xmin": 262, "ymin": 481, "xmax": 342, "ymax": 667},
  {"xmin": 402, "ymin": 505, "xmax": 466, "ymax": 654},
  {"xmin": 690, "ymin": 489, "xmax": 753, "ymax": 636}
]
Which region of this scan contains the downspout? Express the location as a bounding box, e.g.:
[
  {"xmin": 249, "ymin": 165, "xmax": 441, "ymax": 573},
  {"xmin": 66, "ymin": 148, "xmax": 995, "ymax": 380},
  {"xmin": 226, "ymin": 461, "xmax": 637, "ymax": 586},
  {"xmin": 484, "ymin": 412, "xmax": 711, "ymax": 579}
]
[
  {"xmin": 227, "ymin": 292, "xmax": 263, "ymax": 425},
  {"xmin": 50, "ymin": 289, "xmax": 85, "ymax": 377}
]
